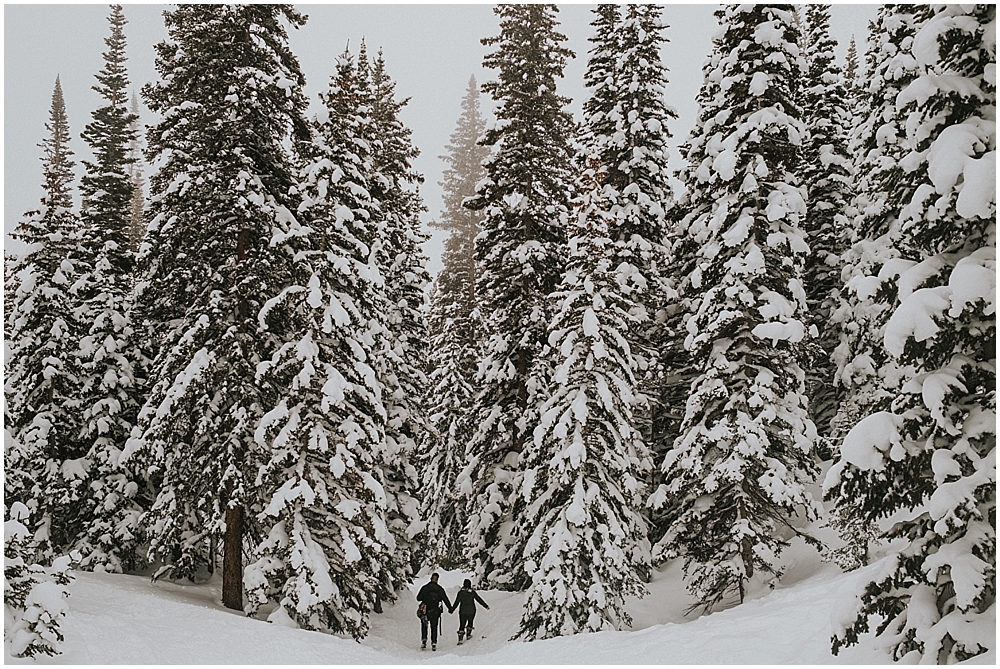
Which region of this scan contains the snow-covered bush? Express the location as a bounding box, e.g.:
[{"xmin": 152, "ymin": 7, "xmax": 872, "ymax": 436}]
[{"xmin": 4, "ymin": 502, "xmax": 76, "ymax": 658}]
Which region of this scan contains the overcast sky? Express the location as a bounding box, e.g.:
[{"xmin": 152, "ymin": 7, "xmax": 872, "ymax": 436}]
[{"xmin": 4, "ymin": 4, "xmax": 877, "ymax": 270}]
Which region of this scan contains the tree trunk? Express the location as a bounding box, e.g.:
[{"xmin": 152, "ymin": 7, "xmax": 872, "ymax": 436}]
[{"xmin": 222, "ymin": 479, "xmax": 244, "ymax": 611}]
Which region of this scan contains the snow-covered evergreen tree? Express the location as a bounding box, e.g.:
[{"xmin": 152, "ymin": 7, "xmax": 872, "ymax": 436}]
[
  {"xmin": 362, "ymin": 46, "xmax": 429, "ymax": 586},
  {"xmin": 74, "ymin": 3, "xmax": 144, "ymax": 573},
  {"xmin": 515, "ymin": 158, "xmax": 651, "ymax": 640},
  {"xmin": 4, "ymin": 76, "xmax": 89, "ymax": 562},
  {"xmin": 125, "ymin": 92, "xmax": 145, "ymax": 251},
  {"xmin": 798, "ymin": 4, "xmax": 854, "ymax": 442},
  {"xmin": 830, "ymin": 6, "xmax": 925, "ymax": 437},
  {"xmin": 460, "ymin": 3, "xmax": 576, "ymax": 590},
  {"xmin": 580, "ymin": 4, "xmax": 678, "ymax": 455},
  {"xmin": 827, "ymin": 5, "xmax": 996, "ymax": 663},
  {"xmin": 824, "ymin": 6, "xmax": 927, "ymax": 570},
  {"xmin": 3, "ymin": 501, "xmax": 75, "ymax": 658},
  {"xmin": 418, "ymin": 75, "xmax": 488, "ymax": 570},
  {"xmin": 127, "ymin": 4, "xmax": 309, "ymax": 611},
  {"xmin": 842, "ymin": 35, "xmax": 859, "ymax": 99},
  {"xmin": 247, "ymin": 49, "xmax": 397, "ymax": 639},
  {"xmin": 649, "ymin": 5, "xmax": 821, "ymax": 612}
]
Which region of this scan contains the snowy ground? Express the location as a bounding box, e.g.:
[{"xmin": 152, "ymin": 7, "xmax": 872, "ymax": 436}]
[{"xmin": 7, "ymin": 537, "xmax": 996, "ymax": 665}]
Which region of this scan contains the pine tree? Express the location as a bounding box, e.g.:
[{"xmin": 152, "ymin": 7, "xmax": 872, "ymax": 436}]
[
  {"xmin": 842, "ymin": 35, "xmax": 859, "ymax": 98},
  {"xmin": 125, "ymin": 92, "xmax": 145, "ymax": 251},
  {"xmin": 73, "ymin": 3, "xmax": 144, "ymax": 573},
  {"xmin": 650, "ymin": 5, "xmax": 821, "ymax": 611},
  {"xmin": 460, "ymin": 3, "xmax": 577, "ymax": 591},
  {"xmin": 823, "ymin": 7, "xmax": 928, "ymax": 570},
  {"xmin": 827, "ymin": 5, "xmax": 995, "ymax": 663},
  {"xmin": 363, "ymin": 46, "xmax": 430, "ymax": 588},
  {"xmin": 418, "ymin": 75, "xmax": 488, "ymax": 570},
  {"xmin": 798, "ymin": 4, "xmax": 854, "ymax": 443},
  {"xmin": 580, "ymin": 4, "xmax": 678, "ymax": 456},
  {"xmin": 4, "ymin": 76, "xmax": 89, "ymax": 561},
  {"xmin": 831, "ymin": 7, "xmax": 926, "ymax": 437},
  {"xmin": 128, "ymin": 4, "xmax": 309, "ymax": 611},
  {"xmin": 647, "ymin": 30, "xmax": 726, "ymax": 550},
  {"xmin": 247, "ymin": 49, "xmax": 397, "ymax": 639},
  {"xmin": 515, "ymin": 157, "xmax": 651, "ymax": 640}
]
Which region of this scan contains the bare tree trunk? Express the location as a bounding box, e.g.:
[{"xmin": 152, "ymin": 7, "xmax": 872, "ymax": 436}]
[{"xmin": 222, "ymin": 478, "xmax": 244, "ymax": 611}]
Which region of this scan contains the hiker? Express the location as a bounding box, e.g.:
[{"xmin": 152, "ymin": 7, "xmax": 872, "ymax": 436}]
[
  {"xmin": 416, "ymin": 572, "xmax": 452, "ymax": 651},
  {"xmin": 448, "ymin": 578, "xmax": 489, "ymax": 645}
]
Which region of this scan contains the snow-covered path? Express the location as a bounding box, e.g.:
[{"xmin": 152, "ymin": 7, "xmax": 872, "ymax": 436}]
[{"xmin": 13, "ymin": 549, "xmax": 996, "ymax": 665}]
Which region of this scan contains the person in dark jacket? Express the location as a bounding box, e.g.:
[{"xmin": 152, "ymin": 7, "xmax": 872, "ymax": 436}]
[
  {"xmin": 448, "ymin": 578, "xmax": 489, "ymax": 644},
  {"xmin": 416, "ymin": 573, "xmax": 452, "ymax": 650}
]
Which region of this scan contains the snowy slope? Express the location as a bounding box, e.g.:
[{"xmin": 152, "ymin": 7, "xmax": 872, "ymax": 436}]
[{"xmin": 8, "ymin": 547, "xmax": 996, "ymax": 665}]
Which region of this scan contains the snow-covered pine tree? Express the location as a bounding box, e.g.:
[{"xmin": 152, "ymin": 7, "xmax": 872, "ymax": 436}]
[
  {"xmin": 650, "ymin": 5, "xmax": 821, "ymax": 612},
  {"xmin": 362, "ymin": 46, "xmax": 429, "ymax": 587},
  {"xmin": 580, "ymin": 4, "xmax": 678, "ymax": 457},
  {"xmin": 827, "ymin": 5, "xmax": 995, "ymax": 663},
  {"xmin": 842, "ymin": 35, "xmax": 859, "ymax": 99},
  {"xmin": 418, "ymin": 75, "xmax": 488, "ymax": 570},
  {"xmin": 646, "ymin": 31, "xmax": 727, "ymax": 549},
  {"xmin": 823, "ymin": 5, "xmax": 927, "ymax": 571},
  {"xmin": 515, "ymin": 157, "xmax": 651, "ymax": 640},
  {"xmin": 247, "ymin": 49, "xmax": 398, "ymax": 639},
  {"xmin": 4, "ymin": 76, "xmax": 89, "ymax": 562},
  {"xmin": 3, "ymin": 501, "xmax": 75, "ymax": 658},
  {"xmin": 460, "ymin": 3, "xmax": 576, "ymax": 591},
  {"xmin": 74, "ymin": 3, "xmax": 144, "ymax": 573},
  {"xmin": 125, "ymin": 92, "xmax": 145, "ymax": 251},
  {"xmin": 798, "ymin": 4, "xmax": 854, "ymax": 443},
  {"xmin": 128, "ymin": 4, "xmax": 309, "ymax": 611},
  {"xmin": 831, "ymin": 6, "xmax": 925, "ymax": 436}
]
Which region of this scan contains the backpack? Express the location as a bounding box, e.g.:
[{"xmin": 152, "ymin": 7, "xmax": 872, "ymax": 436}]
[{"xmin": 416, "ymin": 603, "xmax": 427, "ymax": 619}]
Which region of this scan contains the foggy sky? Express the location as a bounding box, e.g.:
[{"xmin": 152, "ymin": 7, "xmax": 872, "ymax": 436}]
[{"xmin": 4, "ymin": 4, "xmax": 877, "ymax": 271}]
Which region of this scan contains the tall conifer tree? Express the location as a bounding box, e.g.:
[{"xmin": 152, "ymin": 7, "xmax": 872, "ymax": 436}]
[
  {"xmin": 827, "ymin": 5, "xmax": 995, "ymax": 663},
  {"xmin": 74, "ymin": 3, "xmax": 144, "ymax": 572},
  {"xmin": 580, "ymin": 4, "xmax": 678, "ymax": 454},
  {"xmin": 362, "ymin": 46, "xmax": 429, "ymax": 585},
  {"xmin": 798, "ymin": 4, "xmax": 854, "ymax": 442},
  {"xmin": 650, "ymin": 5, "xmax": 820, "ymax": 611},
  {"xmin": 129, "ymin": 4, "xmax": 309, "ymax": 610},
  {"xmin": 461, "ymin": 3, "xmax": 576, "ymax": 590},
  {"xmin": 248, "ymin": 49, "xmax": 399, "ymax": 639},
  {"xmin": 418, "ymin": 75, "xmax": 488, "ymax": 569},
  {"xmin": 5, "ymin": 76, "xmax": 87, "ymax": 561},
  {"xmin": 515, "ymin": 158, "xmax": 651, "ymax": 639}
]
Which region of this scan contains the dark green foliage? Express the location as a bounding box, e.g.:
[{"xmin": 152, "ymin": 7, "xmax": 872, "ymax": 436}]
[
  {"xmin": 131, "ymin": 4, "xmax": 309, "ymax": 579},
  {"xmin": 462, "ymin": 3, "xmax": 577, "ymax": 590}
]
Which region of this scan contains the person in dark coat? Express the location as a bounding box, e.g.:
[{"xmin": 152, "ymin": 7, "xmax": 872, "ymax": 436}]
[
  {"xmin": 448, "ymin": 578, "xmax": 489, "ymax": 644},
  {"xmin": 416, "ymin": 573, "xmax": 452, "ymax": 650}
]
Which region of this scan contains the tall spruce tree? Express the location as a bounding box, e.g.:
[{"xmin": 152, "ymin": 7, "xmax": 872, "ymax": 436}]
[
  {"xmin": 824, "ymin": 5, "xmax": 926, "ymax": 572},
  {"xmin": 827, "ymin": 5, "xmax": 995, "ymax": 663},
  {"xmin": 831, "ymin": 6, "xmax": 925, "ymax": 433},
  {"xmin": 74, "ymin": 3, "xmax": 144, "ymax": 573},
  {"xmin": 4, "ymin": 76, "xmax": 88, "ymax": 562},
  {"xmin": 362, "ymin": 46, "xmax": 429, "ymax": 587},
  {"xmin": 580, "ymin": 4, "xmax": 678, "ymax": 456},
  {"xmin": 515, "ymin": 157, "xmax": 651, "ymax": 640},
  {"xmin": 247, "ymin": 49, "xmax": 397, "ymax": 639},
  {"xmin": 460, "ymin": 3, "xmax": 576, "ymax": 590},
  {"xmin": 128, "ymin": 4, "xmax": 309, "ymax": 611},
  {"xmin": 650, "ymin": 5, "xmax": 821, "ymax": 612},
  {"xmin": 843, "ymin": 35, "xmax": 859, "ymax": 98},
  {"xmin": 798, "ymin": 4, "xmax": 854, "ymax": 443},
  {"xmin": 125, "ymin": 92, "xmax": 145, "ymax": 251},
  {"xmin": 418, "ymin": 75, "xmax": 488, "ymax": 569}
]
